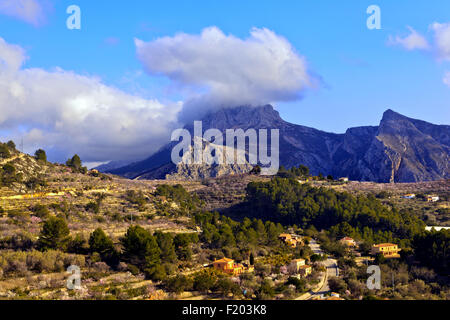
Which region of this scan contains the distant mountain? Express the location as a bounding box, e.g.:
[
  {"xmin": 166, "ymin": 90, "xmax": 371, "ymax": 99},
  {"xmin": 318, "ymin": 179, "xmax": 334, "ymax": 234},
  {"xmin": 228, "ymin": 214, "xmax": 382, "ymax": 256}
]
[
  {"xmin": 93, "ymin": 160, "xmax": 132, "ymax": 172},
  {"xmin": 106, "ymin": 105, "xmax": 449, "ymax": 182}
]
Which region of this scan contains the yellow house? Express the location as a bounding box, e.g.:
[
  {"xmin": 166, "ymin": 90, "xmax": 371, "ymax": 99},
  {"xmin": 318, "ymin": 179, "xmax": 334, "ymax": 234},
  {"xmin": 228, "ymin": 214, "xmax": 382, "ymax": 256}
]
[
  {"xmin": 298, "ymin": 265, "xmax": 312, "ymax": 277},
  {"xmin": 212, "ymin": 258, "xmax": 251, "ymax": 275},
  {"xmin": 371, "ymin": 243, "xmax": 401, "ymax": 258},
  {"xmin": 288, "ymin": 258, "xmax": 306, "ymax": 273}
]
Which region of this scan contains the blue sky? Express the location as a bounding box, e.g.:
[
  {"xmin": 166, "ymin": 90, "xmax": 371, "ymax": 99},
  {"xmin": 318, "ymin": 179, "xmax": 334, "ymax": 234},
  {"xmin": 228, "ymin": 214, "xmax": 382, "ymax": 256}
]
[{"xmin": 0, "ymin": 0, "xmax": 449, "ymax": 163}]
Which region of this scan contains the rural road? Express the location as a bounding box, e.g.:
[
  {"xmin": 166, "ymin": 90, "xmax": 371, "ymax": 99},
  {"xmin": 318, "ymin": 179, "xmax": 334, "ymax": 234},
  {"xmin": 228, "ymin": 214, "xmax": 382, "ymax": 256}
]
[{"xmin": 296, "ymin": 239, "xmax": 338, "ymax": 300}]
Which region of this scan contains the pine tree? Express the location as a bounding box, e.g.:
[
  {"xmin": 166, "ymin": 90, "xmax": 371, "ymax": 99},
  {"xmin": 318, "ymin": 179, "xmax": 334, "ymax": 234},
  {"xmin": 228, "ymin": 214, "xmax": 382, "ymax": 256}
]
[{"xmin": 38, "ymin": 217, "xmax": 71, "ymax": 251}]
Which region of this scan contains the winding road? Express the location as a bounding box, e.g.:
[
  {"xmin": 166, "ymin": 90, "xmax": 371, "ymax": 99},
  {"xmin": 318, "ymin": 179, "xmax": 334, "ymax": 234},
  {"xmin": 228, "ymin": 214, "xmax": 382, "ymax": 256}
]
[{"xmin": 296, "ymin": 239, "xmax": 338, "ymax": 300}]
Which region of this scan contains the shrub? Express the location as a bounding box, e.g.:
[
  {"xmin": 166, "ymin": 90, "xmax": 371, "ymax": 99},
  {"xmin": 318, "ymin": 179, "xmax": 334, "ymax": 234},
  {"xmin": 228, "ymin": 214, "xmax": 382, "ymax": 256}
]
[
  {"xmin": 68, "ymin": 234, "xmax": 89, "ymax": 255},
  {"xmin": 328, "ymin": 277, "xmax": 348, "ymax": 294},
  {"xmin": 164, "ymin": 274, "xmax": 193, "ymax": 294},
  {"xmin": 31, "ymin": 204, "xmax": 50, "ymax": 219},
  {"xmin": 144, "ymin": 264, "xmax": 167, "ymax": 281},
  {"xmin": 0, "ymin": 144, "xmax": 10, "ymax": 159},
  {"xmin": 193, "ymin": 269, "xmax": 218, "ymax": 293}
]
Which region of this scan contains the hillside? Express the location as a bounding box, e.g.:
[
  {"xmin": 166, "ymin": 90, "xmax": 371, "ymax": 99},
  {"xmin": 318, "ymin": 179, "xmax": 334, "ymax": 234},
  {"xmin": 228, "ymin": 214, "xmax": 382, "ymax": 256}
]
[{"xmin": 0, "ymin": 141, "xmax": 448, "ymax": 300}]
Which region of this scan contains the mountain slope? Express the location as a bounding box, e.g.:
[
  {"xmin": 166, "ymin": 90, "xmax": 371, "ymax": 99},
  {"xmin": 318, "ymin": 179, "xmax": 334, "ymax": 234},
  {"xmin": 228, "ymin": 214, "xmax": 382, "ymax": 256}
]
[{"xmin": 107, "ymin": 106, "xmax": 449, "ymax": 182}]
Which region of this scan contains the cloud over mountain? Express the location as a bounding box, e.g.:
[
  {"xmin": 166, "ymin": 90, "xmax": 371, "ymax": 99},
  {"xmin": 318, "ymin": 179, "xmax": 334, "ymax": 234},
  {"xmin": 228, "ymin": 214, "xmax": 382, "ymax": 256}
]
[
  {"xmin": 0, "ymin": 37, "xmax": 181, "ymax": 163},
  {"xmin": 135, "ymin": 27, "xmax": 316, "ymax": 122}
]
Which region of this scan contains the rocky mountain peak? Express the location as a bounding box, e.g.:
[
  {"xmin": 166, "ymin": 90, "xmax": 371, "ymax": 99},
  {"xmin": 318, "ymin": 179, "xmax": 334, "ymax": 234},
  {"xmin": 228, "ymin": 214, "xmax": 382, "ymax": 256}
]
[
  {"xmin": 107, "ymin": 106, "xmax": 449, "ymax": 183},
  {"xmin": 188, "ymin": 104, "xmax": 285, "ymax": 132},
  {"xmin": 381, "ymin": 109, "xmax": 405, "ymax": 121}
]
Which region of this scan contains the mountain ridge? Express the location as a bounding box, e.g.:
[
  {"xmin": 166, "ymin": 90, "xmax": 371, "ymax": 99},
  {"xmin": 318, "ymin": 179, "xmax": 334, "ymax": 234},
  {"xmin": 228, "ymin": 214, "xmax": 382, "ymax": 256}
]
[{"xmin": 106, "ymin": 105, "xmax": 449, "ymax": 182}]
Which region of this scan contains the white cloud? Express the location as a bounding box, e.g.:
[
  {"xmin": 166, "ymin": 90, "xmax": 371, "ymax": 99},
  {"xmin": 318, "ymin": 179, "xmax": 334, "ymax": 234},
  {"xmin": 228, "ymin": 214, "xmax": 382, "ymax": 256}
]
[
  {"xmin": 135, "ymin": 27, "xmax": 316, "ymax": 121},
  {"xmin": 0, "ymin": 37, "xmax": 181, "ymax": 163},
  {"xmin": 430, "ymin": 22, "xmax": 450, "ymax": 61},
  {"xmin": 443, "ymin": 71, "xmax": 450, "ymax": 87},
  {"xmin": 388, "ymin": 26, "xmax": 430, "ymax": 51},
  {"xmin": 0, "ymin": 0, "xmax": 48, "ymax": 26}
]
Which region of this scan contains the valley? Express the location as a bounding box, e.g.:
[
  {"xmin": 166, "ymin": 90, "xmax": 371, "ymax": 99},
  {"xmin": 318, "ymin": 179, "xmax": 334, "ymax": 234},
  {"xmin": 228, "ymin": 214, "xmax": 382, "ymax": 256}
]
[{"xmin": 0, "ymin": 141, "xmax": 448, "ymax": 300}]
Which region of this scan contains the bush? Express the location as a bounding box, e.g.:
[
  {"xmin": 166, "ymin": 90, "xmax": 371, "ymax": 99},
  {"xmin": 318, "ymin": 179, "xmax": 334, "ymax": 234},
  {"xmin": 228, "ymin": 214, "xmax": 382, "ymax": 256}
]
[
  {"xmin": 144, "ymin": 264, "xmax": 167, "ymax": 281},
  {"xmin": 193, "ymin": 269, "xmax": 218, "ymax": 293},
  {"xmin": 0, "ymin": 250, "xmax": 85, "ymax": 276},
  {"xmin": 1, "ymin": 163, "xmax": 20, "ymax": 186},
  {"xmin": 286, "ymin": 277, "xmax": 307, "ymax": 292},
  {"xmin": 68, "ymin": 234, "xmax": 89, "ymax": 254},
  {"xmin": 328, "ymin": 277, "xmax": 348, "ymax": 294},
  {"xmin": 164, "ymin": 274, "xmax": 193, "ymax": 294},
  {"xmin": 0, "ymin": 144, "xmax": 10, "ymax": 159},
  {"xmin": 31, "ymin": 204, "xmax": 50, "ymax": 219},
  {"xmin": 215, "ymin": 277, "xmax": 241, "ymax": 297},
  {"xmin": 0, "ymin": 232, "xmax": 34, "ymax": 250}
]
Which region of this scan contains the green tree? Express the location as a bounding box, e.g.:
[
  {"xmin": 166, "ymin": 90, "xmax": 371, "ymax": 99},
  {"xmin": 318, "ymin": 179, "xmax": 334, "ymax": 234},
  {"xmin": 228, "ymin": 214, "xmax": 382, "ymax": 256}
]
[
  {"xmin": 121, "ymin": 225, "xmax": 161, "ymax": 269},
  {"xmin": 249, "ymin": 252, "xmax": 255, "ymax": 266},
  {"xmin": 34, "ymin": 149, "xmax": 47, "ymax": 162},
  {"xmin": 174, "ymin": 233, "xmax": 194, "ymax": 260},
  {"xmin": 66, "ymin": 154, "xmax": 82, "ymax": 169},
  {"xmin": 89, "ymin": 228, "xmax": 115, "ymax": 256},
  {"xmin": 155, "ymin": 231, "xmax": 177, "ymax": 263},
  {"xmin": 6, "ymin": 140, "xmax": 16, "ymax": 150},
  {"xmin": 38, "ymin": 216, "xmax": 71, "ymax": 251},
  {"xmin": 66, "ymin": 154, "xmax": 87, "ymax": 173}
]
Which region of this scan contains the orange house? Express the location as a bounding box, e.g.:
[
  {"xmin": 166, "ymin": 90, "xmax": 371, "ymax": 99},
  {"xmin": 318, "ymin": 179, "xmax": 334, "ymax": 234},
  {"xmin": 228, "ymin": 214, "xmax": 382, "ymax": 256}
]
[
  {"xmin": 340, "ymin": 237, "xmax": 357, "ymax": 247},
  {"xmin": 371, "ymin": 243, "xmax": 401, "ymax": 258},
  {"xmin": 279, "ymin": 234, "xmax": 292, "ymax": 241},
  {"xmin": 279, "ymin": 233, "xmax": 300, "ymax": 248},
  {"xmin": 213, "ymin": 258, "xmax": 249, "ymax": 275}
]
